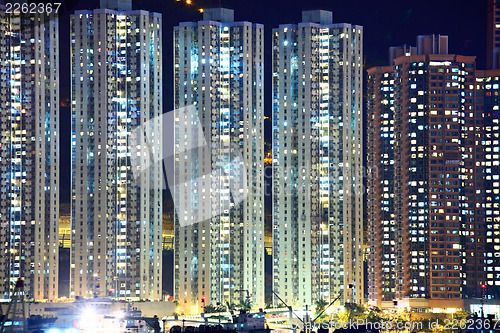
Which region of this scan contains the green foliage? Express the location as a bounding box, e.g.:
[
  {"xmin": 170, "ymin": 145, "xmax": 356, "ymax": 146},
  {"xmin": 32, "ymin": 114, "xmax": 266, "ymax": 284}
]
[
  {"xmin": 314, "ymin": 299, "xmax": 328, "ymax": 318},
  {"xmin": 343, "ymin": 302, "xmax": 365, "ymax": 319},
  {"xmin": 239, "ymin": 298, "xmax": 252, "ymax": 311},
  {"xmin": 204, "ymin": 304, "xmax": 227, "ymax": 313},
  {"xmin": 453, "ymin": 310, "xmax": 470, "ymax": 321},
  {"xmin": 365, "ymin": 308, "xmax": 385, "ymax": 324},
  {"xmin": 226, "ymin": 302, "xmax": 237, "ymax": 311}
]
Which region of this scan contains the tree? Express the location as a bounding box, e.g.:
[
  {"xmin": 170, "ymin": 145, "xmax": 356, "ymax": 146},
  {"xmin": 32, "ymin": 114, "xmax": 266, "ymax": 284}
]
[
  {"xmin": 204, "ymin": 304, "xmax": 226, "ymax": 313},
  {"xmin": 204, "ymin": 305, "xmax": 218, "ymax": 313},
  {"xmin": 353, "ymin": 303, "xmax": 366, "ymax": 319},
  {"xmin": 453, "ymin": 310, "xmax": 470, "ymax": 321},
  {"xmin": 239, "ymin": 298, "xmax": 252, "ymax": 311},
  {"xmin": 226, "ymin": 302, "xmax": 237, "ymax": 311},
  {"xmin": 314, "ymin": 299, "xmax": 328, "ymax": 318},
  {"xmin": 365, "ymin": 308, "xmax": 384, "ymax": 324},
  {"xmin": 216, "ymin": 304, "xmax": 227, "ymax": 313},
  {"xmin": 343, "ymin": 302, "xmax": 365, "ymax": 319}
]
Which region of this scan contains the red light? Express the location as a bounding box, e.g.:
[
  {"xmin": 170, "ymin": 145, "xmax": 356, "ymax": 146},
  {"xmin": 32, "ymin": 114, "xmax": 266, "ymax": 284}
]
[
  {"xmin": 202, "ymin": 296, "xmax": 206, "ymax": 302},
  {"xmin": 481, "ymin": 284, "xmax": 486, "ymax": 289}
]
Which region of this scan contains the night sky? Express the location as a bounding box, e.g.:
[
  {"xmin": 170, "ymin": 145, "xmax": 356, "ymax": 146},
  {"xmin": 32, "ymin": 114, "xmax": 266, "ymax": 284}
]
[{"xmin": 57, "ymin": 0, "xmax": 488, "ymax": 203}]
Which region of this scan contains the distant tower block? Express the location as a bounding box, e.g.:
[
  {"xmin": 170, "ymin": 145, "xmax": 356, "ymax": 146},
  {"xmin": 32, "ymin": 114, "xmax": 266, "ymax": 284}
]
[
  {"xmin": 416, "ymin": 34, "xmax": 448, "ymax": 55},
  {"xmin": 70, "ymin": 4, "xmax": 163, "ymax": 301},
  {"xmin": 272, "ymin": 10, "xmax": 364, "ymax": 308},
  {"xmin": 389, "ymin": 45, "xmax": 417, "ymax": 64},
  {"xmin": 487, "ymin": 0, "xmax": 500, "ymax": 69},
  {"xmin": 202, "ymin": 7, "xmax": 234, "ymax": 22},
  {"xmin": 301, "ymin": 9, "xmax": 333, "ymax": 24},
  {"xmin": 100, "ymin": 0, "xmax": 132, "ymax": 10},
  {"xmin": 173, "ymin": 8, "xmax": 265, "ymax": 313},
  {"xmin": 0, "ymin": 5, "xmax": 59, "ymax": 301}
]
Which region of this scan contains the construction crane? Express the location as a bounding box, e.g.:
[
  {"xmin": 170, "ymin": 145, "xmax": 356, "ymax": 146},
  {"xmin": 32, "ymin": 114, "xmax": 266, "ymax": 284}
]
[{"xmin": 0, "ymin": 278, "xmax": 27, "ymax": 333}]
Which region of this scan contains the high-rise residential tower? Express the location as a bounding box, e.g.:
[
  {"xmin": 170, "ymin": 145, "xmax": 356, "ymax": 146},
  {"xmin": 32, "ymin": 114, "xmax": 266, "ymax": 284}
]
[
  {"xmin": 367, "ymin": 36, "xmax": 498, "ymax": 309},
  {"xmin": 476, "ymin": 69, "xmax": 500, "ymax": 296},
  {"xmin": 487, "ymin": 0, "xmax": 500, "ymax": 69},
  {"xmin": 272, "ymin": 10, "xmax": 364, "ymax": 307},
  {"xmin": 70, "ymin": 0, "xmax": 163, "ymax": 300},
  {"xmin": 0, "ymin": 8, "xmax": 59, "ymax": 301},
  {"xmin": 366, "ymin": 65, "xmax": 395, "ymax": 308},
  {"xmin": 173, "ymin": 8, "xmax": 264, "ymax": 313}
]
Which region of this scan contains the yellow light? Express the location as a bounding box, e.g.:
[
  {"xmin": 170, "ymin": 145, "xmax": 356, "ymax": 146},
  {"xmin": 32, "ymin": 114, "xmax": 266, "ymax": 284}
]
[
  {"xmin": 325, "ymin": 306, "xmax": 335, "ymax": 315},
  {"xmin": 186, "ymin": 0, "xmax": 191, "ymax": 4},
  {"xmin": 199, "ymin": 8, "xmax": 203, "ymax": 13}
]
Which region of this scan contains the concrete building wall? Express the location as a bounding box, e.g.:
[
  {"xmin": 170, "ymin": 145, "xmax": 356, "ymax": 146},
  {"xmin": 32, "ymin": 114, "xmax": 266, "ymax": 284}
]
[
  {"xmin": 173, "ymin": 8, "xmax": 265, "ymax": 313},
  {"xmin": 477, "ymin": 69, "xmax": 500, "ymax": 293},
  {"xmin": 70, "ymin": 7, "xmax": 163, "ymax": 301},
  {"xmin": 272, "ymin": 10, "xmax": 364, "ymax": 308},
  {"xmin": 0, "ymin": 8, "xmax": 59, "ymax": 301},
  {"xmin": 367, "ymin": 51, "xmax": 500, "ymax": 307},
  {"xmin": 366, "ymin": 66, "xmax": 395, "ymax": 308}
]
